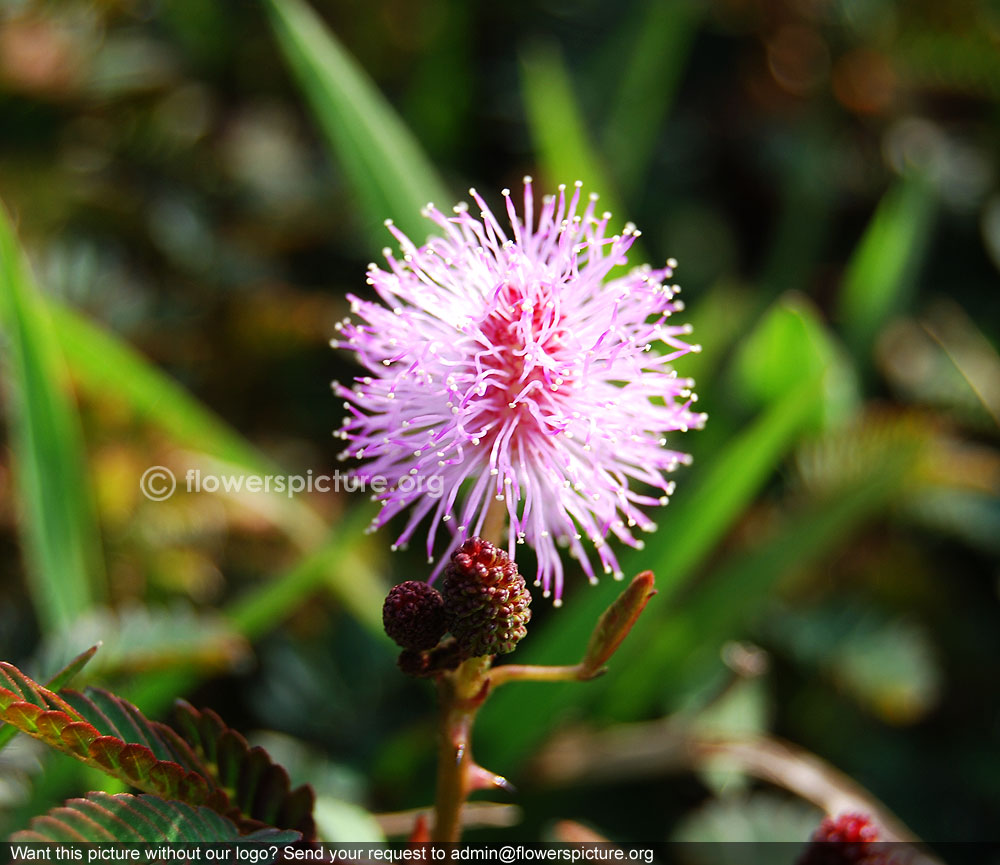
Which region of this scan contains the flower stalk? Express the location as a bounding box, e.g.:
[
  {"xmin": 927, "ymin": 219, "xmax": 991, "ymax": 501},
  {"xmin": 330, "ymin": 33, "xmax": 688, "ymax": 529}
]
[{"xmin": 432, "ymin": 655, "xmax": 496, "ymax": 842}]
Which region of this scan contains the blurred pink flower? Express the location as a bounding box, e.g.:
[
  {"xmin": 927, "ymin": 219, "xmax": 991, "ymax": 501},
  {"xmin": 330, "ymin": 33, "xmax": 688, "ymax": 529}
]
[{"xmin": 333, "ymin": 180, "xmax": 705, "ymax": 603}]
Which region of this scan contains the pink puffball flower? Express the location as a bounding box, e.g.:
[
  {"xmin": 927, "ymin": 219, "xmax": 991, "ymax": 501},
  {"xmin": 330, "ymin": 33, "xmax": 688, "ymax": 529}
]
[{"xmin": 332, "ymin": 179, "xmax": 706, "ymax": 603}]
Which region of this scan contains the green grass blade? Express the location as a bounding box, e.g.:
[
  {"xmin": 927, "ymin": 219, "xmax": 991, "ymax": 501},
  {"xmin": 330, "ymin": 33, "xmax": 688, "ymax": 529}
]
[
  {"xmin": 40, "ymin": 643, "xmax": 101, "ymax": 692},
  {"xmin": 602, "ymin": 0, "xmax": 703, "ymax": 196},
  {"xmin": 261, "ymin": 0, "xmax": 450, "ymax": 242},
  {"xmin": 837, "ymin": 173, "xmax": 935, "ymax": 355},
  {"xmin": 519, "ymin": 41, "xmax": 624, "ymax": 221},
  {"xmin": 638, "ymin": 375, "xmax": 824, "ymax": 586},
  {"xmin": 0, "ymin": 206, "xmax": 104, "ymax": 634}
]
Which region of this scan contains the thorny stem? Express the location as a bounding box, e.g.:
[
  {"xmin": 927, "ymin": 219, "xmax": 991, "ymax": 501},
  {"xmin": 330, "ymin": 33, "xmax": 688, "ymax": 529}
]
[
  {"xmin": 432, "ymin": 655, "xmax": 493, "ymax": 842},
  {"xmin": 431, "ymin": 660, "xmax": 599, "ymax": 841}
]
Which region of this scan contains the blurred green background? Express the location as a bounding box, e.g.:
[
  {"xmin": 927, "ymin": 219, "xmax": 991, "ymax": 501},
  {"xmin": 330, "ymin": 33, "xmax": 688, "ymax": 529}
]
[{"xmin": 1, "ymin": 0, "xmax": 998, "ymax": 852}]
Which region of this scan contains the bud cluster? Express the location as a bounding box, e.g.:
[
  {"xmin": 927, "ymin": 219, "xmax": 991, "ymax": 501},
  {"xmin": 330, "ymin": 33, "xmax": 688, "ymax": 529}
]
[{"xmin": 381, "ymin": 538, "xmax": 532, "ymax": 675}]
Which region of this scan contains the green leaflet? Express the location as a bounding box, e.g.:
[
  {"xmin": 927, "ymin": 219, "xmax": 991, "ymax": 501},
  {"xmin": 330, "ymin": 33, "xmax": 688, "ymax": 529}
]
[
  {"xmin": 0, "ymin": 661, "xmax": 315, "ymax": 838},
  {"xmin": 11, "ymin": 792, "xmax": 301, "ymax": 843},
  {"xmin": 172, "ymin": 701, "xmax": 316, "ymax": 837},
  {"xmin": 0, "ymin": 644, "xmax": 98, "ymax": 753}
]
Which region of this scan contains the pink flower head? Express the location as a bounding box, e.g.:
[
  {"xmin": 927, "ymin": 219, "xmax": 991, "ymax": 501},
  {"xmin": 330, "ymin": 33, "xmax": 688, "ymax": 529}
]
[{"xmin": 332, "ymin": 179, "xmax": 706, "ymax": 603}]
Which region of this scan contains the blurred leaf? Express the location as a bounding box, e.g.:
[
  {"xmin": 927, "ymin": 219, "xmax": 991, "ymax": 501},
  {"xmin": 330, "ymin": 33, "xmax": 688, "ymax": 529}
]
[
  {"xmin": 832, "ymin": 618, "xmax": 941, "ymax": 725},
  {"xmin": 36, "ymin": 604, "xmax": 249, "ymax": 680},
  {"xmin": 735, "ymin": 298, "xmax": 827, "ymax": 402},
  {"xmin": 227, "ymin": 503, "xmax": 385, "ymax": 640},
  {"xmin": 478, "ymin": 374, "xmax": 825, "ymax": 767},
  {"xmin": 248, "ymin": 731, "xmax": 368, "ymax": 805},
  {"xmin": 401, "ymin": 0, "xmax": 472, "ymax": 162},
  {"xmin": 0, "ymin": 645, "xmax": 98, "ymax": 754},
  {"xmin": 638, "ymin": 374, "xmax": 825, "ymax": 604},
  {"xmin": 793, "ymin": 410, "xmax": 933, "ymax": 499},
  {"xmin": 601, "ymin": 0, "xmax": 702, "ymax": 196},
  {"xmin": 11, "ymin": 792, "xmax": 300, "ymax": 843},
  {"xmin": 837, "ymin": 174, "xmax": 935, "ymax": 355},
  {"xmin": 921, "ymin": 300, "xmax": 1000, "ymax": 430},
  {"xmin": 673, "ymin": 280, "xmax": 755, "ymax": 386},
  {"xmin": 691, "ymin": 678, "xmax": 771, "ymax": 797},
  {"xmin": 160, "ymin": 0, "xmax": 231, "ymax": 66},
  {"xmin": 121, "ymin": 509, "xmax": 386, "ymax": 718},
  {"xmin": 314, "ymin": 796, "xmax": 385, "ymax": 843},
  {"xmin": 671, "ymin": 790, "xmax": 821, "ymax": 859},
  {"xmin": 248, "ymin": 620, "xmax": 398, "ymax": 755},
  {"xmin": 733, "ymin": 294, "xmax": 859, "ymax": 430},
  {"xmin": 520, "ymin": 42, "xmax": 625, "ymax": 225},
  {"xmin": 894, "ymin": 30, "xmax": 1000, "ymax": 100},
  {"xmin": 769, "ymin": 606, "xmax": 941, "ymax": 724},
  {"xmin": 261, "ymin": 0, "xmax": 450, "ymax": 243},
  {"xmin": 86, "ymin": 36, "xmax": 179, "ymax": 97},
  {"xmin": 877, "ymin": 317, "xmax": 997, "ymax": 431},
  {"xmin": 792, "ymin": 406, "xmax": 1000, "ymax": 553},
  {"xmin": 982, "ymin": 193, "xmax": 1000, "ymax": 274},
  {"xmin": 49, "ymin": 303, "xmax": 282, "ymax": 484},
  {"xmin": 906, "ymin": 488, "xmax": 1000, "ymax": 555},
  {"xmin": 0, "ymin": 206, "xmax": 105, "ymax": 635},
  {"xmin": 50, "ymin": 306, "xmax": 287, "ymax": 465}
]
